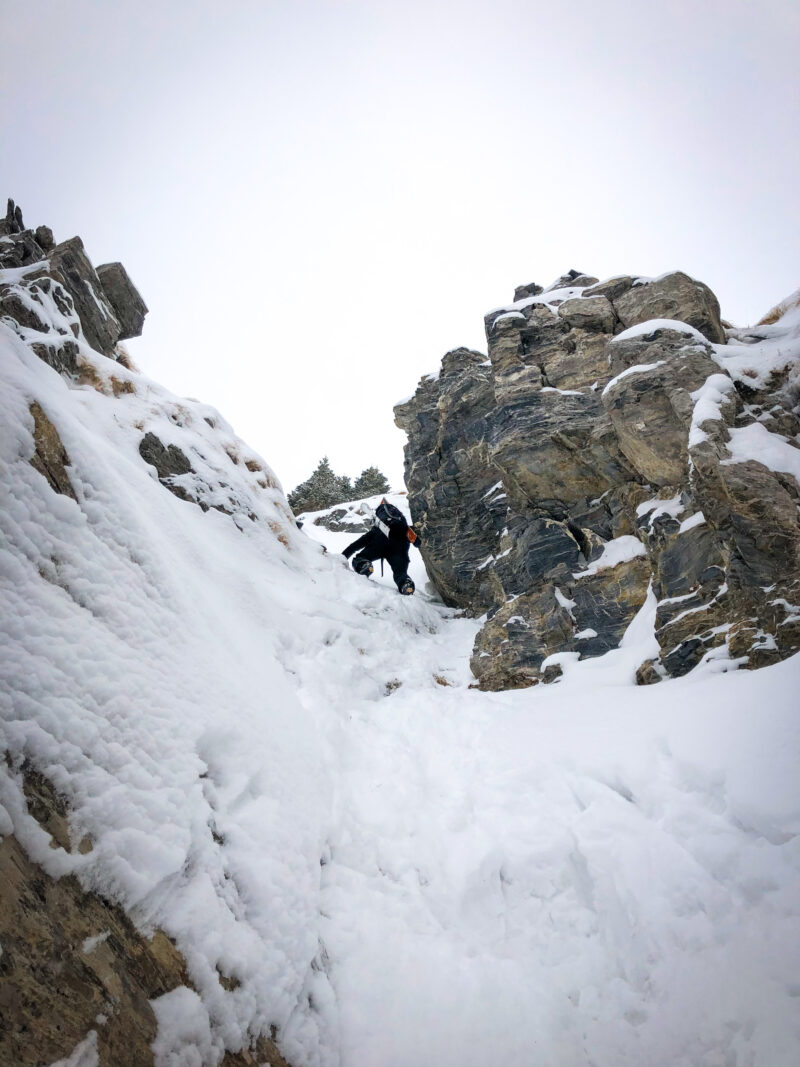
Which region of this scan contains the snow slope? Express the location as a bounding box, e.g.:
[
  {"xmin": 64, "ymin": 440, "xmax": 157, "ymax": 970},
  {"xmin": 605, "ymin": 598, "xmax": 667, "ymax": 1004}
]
[{"xmin": 1, "ymin": 304, "xmax": 799, "ymax": 1067}]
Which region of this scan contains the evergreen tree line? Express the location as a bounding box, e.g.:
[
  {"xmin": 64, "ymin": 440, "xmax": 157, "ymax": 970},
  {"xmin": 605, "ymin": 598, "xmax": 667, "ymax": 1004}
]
[{"xmin": 288, "ymin": 457, "xmax": 391, "ymax": 514}]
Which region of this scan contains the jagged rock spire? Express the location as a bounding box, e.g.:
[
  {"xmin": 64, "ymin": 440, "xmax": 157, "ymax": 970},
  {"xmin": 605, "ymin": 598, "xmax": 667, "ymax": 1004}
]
[{"xmin": 3, "ymin": 198, "xmax": 24, "ymax": 235}]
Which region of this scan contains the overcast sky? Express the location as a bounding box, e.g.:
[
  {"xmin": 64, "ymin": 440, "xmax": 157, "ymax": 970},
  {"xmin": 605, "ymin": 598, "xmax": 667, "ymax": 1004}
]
[{"xmin": 3, "ymin": 0, "xmax": 798, "ymax": 491}]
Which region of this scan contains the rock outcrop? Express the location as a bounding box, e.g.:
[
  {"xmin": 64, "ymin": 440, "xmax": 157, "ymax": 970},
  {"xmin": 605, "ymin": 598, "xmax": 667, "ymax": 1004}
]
[
  {"xmin": 0, "ymin": 198, "xmax": 147, "ymax": 362},
  {"xmin": 28, "ymin": 401, "xmax": 79, "ymax": 501},
  {"xmin": 395, "ymin": 271, "xmax": 800, "ymax": 689},
  {"xmin": 311, "ymin": 501, "xmax": 374, "ymax": 533},
  {"xmin": 96, "ymin": 261, "xmax": 149, "ymax": 340}
]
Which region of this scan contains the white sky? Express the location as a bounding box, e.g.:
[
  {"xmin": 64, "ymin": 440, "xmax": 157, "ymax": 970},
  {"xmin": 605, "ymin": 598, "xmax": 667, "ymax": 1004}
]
[{"xmin": 2, "ymin": 0, "xmax": 798, "ymax": 491}]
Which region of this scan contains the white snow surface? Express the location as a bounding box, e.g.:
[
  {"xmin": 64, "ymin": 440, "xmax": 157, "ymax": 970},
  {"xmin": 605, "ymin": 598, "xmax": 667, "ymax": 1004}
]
[
  {"xmin": 689, "ymin": 373, "xmax": 737, "ymax": 447},
  {"xmin": 150, "ymin": 987, "xmax": 220, "ymax": 1067},
  {"xmin": 2, "ymin": 302, "xmax": 800, "ymax": 1066},
  {"xmin": 541, "ymin": 385, "xmax": 584, "ymax": 396},
  {"xmin": 715, "ymin": 290, "xmax": 800, "ymax": 390},
  {"xmin": 678, "ymin": 511, "xmax": 706, "ymax": 534},
  {"xmin": 572, "ymin": 535, "xmax": 647, "ymax": 579},
  {"xmin": 636, "ymin": 494, "xmax": 685, "ymax": 523},
  {"xmin": 491, "ymin": 310, "xmax": 527, "ymax": 326},
  {"xmin": 724, "ymin": 422, "xmax": 800, "ymax": 482},
  {"xmin": 81, "ymin": 931, "xmax": 110, "ymax": 954},
  {"xmin": 488, "ymin": 285, "xmax": 587, "ymax": 318},
  {"xmin": 610, "ymin": 318, "xmax": 709, "ymax": 344}
]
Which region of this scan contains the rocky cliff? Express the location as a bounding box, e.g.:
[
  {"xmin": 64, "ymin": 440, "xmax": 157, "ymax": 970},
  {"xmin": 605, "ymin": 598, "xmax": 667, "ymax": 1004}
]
[{"xmin": 395, "ymin": 270, "xmax": 800, "ymax": 689}]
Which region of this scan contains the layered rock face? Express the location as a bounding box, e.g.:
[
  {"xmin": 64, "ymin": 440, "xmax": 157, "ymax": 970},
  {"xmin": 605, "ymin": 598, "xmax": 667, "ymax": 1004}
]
[
  {"xmin": 395, "ymin": 270, "xmax": 800, "ymax": 689},
  {"xmin": 0, "ymin": 198, "xmax": 148, "ymax": 363}
]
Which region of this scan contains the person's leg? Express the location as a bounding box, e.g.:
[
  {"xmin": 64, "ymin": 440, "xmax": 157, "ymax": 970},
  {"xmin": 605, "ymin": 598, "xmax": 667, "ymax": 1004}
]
[
  {"xmin": 388, "ymin": 551, "xmax": 414, "ymax": 594},
  {"xmin": 351, "ymin": 553, "xmax": 374, "ymax": 577}
]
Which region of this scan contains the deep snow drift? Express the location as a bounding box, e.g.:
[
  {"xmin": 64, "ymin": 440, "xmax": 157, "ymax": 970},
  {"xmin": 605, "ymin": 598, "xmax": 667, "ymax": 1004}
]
[{"xmin": 1, "ymin": 299, "xmax": 799, "ymax": 1066}]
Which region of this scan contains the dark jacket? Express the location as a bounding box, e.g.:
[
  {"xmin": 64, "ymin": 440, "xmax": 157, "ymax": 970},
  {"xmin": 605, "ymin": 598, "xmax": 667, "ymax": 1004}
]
[{"xmin": 343, "ymin": 523, "xmax": 422, "ymax": 587}]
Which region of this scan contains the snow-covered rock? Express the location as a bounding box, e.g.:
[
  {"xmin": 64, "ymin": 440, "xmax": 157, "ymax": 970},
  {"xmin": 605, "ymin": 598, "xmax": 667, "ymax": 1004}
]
[{"xmin": 396, "ymin": 272, "xmax": 800, "ymax": 689}]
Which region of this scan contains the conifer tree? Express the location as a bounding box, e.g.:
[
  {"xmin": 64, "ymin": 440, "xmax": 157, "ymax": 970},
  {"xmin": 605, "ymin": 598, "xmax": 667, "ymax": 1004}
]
[
  {"xmin": 289, "ymin": 459, "xmax": 391, "ymax": 514},
  {"xmin": 288, "ymin": 457, "xmax": 344, "ymax": 513},
  {"xmin": 336, "ymin": 474, "xmax": 354, "ymax": 501},
  {"xmin": 353, "ymin": 466, "xmax": 391, "ymax": 498}
]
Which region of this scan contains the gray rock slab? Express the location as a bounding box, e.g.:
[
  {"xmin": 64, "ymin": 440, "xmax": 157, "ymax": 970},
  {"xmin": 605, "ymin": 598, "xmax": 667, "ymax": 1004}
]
[
  {"xmin": 583, "ymin": 275, "xmax": 635, "ymax": 301},
  {"xmin": 96, "ymin": 262, "xmax": 148, "ymax": 340},
  {"xmin": 557, "ymin": 295, "xmax": 616, "ymax": 333},
  {"xmin": 49, "ymin": 237, "xmax": 121, "ymax": 356},
  {"xmin": 612, "ymin": 271, "xmax": 725, "ymax": 343}
]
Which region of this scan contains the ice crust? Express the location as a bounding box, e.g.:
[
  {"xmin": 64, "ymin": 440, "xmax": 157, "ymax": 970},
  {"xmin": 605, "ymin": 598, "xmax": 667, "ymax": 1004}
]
[{"xmin": 2, "ymin": 282, "xmax": 800, "ymax": 1067}]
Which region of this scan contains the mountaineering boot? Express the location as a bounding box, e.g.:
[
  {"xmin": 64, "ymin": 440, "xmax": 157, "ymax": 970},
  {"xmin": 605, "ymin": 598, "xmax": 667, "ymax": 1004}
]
[
  {"xmin": 399, "ymin": 577, "xmax": 415, "ymax": 596},
  {"xmin": 352, "ymin": 557, "xmax": 374, "ymax": 577}
]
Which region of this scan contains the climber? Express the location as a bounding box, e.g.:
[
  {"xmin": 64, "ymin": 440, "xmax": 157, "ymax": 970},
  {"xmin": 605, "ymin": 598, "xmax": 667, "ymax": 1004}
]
[{"xmin": 342, "ymin": 499, "xmax": 422, "ymax": 595}]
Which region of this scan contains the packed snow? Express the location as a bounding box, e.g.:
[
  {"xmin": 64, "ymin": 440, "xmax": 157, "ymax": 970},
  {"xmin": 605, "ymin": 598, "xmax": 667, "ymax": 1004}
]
[
  {"xmin": 491, "ymin": 310, "xmax": 527, "ymax": 326},
  {"xmin": 1, "ymin": 286, "xmax": 799, "ymax": 1067},
  {"xmin": 541, "ymin": 385, "xmax": 584, "ymax": 396},
  {"xmin": 47, "ymin": 1031, "xmax": 98, "ymax": 1067}
]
